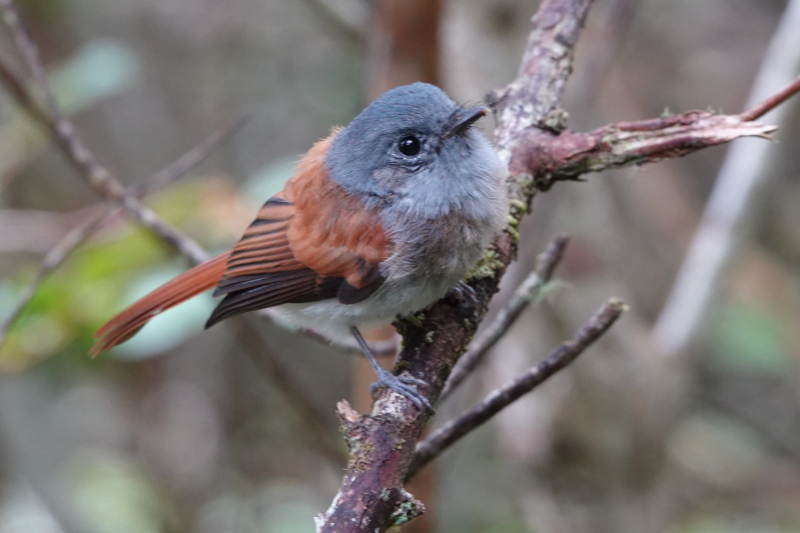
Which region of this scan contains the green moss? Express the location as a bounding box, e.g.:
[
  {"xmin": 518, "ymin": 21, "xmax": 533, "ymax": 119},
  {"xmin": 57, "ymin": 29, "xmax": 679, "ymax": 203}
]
[
  {"xmin": 467, "ymin": 249, "xmax": 504, "ymax": 280},
  {"xmin": 543, "ymin": 107, "xmax": 569, "ymax": 132},
  {"xmin": 506, "ymin": 215, "xmax": 520, "ymax": 243},
  {"xmin": 390, "ymin": 498, "xmax": 423, "ymax": 527},
  {"xmin": 399, "ymin": 312, "xmax": 425, "ymax": 328}
]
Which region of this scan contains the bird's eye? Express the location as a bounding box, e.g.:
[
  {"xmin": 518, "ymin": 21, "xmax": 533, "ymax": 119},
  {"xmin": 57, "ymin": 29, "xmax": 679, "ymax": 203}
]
[{"xmin": 398, "ymin": 136, "xmax": 420, "ymax": 156}]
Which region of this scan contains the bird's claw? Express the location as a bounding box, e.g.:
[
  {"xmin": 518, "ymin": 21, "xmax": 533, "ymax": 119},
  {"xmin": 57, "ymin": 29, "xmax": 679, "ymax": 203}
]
[
  {"xmin": 452, "ymin": 281, "xmax": 479, "ymax": 314},
  {"xmin": 370, "ymin": 368, "xmax": 433, "ymax": 413}
]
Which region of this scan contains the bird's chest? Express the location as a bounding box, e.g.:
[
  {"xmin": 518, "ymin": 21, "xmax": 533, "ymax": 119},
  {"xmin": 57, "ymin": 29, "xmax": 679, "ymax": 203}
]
[{"xmin": 384, "ymin": 212, "xmax": 492, "ymax": 284}]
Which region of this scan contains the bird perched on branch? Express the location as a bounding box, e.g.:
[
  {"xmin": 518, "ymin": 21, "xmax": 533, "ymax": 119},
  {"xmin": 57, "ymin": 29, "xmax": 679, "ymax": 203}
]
[{"xmin": 91, "ymin": 82, "xmax": 507, "ymax": 410}]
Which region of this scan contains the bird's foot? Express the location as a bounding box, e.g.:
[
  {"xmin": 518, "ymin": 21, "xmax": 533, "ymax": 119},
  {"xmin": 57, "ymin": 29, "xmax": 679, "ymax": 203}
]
[
  {"xmin": 370, "ymin": 367, "xmax": 433, "ymax": 413},
  {"xmin": 350, "ymin": 325, "xmax": 433, "ymax": 413},
  {"xmin": 452, "ymin": 280, "xmax": 479, "ymax": 315}
]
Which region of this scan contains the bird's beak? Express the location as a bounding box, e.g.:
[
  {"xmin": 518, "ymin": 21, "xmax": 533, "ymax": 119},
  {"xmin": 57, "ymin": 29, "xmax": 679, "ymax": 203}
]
[{"xmin": 443, "ymin": 107, "xmax": 487, "ymax": 139}]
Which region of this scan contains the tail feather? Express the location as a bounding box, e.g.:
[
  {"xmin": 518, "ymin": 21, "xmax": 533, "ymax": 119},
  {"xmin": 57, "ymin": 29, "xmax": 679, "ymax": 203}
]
[{"xmin": 90, "ymin": 252, "xmax": 231, "ymax": 357}]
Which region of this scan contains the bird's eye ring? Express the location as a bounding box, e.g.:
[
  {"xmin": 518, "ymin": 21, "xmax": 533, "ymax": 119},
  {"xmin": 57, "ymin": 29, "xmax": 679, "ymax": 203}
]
[{"xmin": 398, "ymin": 136, "xmax": 421, "ymax": 156}]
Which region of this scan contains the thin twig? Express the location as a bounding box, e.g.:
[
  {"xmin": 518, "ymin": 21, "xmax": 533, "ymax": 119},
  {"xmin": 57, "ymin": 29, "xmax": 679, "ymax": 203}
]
[
  {"xmin": 407, "ymin": 298, "xmax": 626, "ymax": 479},
  {"xmin": 0, "ymin": 0, "xmax": 61, "ymax": 117},
  {"xmin": 440, "ymin": 235, "xmax": 569, "ymax": 401},
  {"xmin": 0, "ymin": 56, "xmax": 45, "ymax": 120},
  {"xmin": 653, "ymin": 0, "xmax": 800, "ymax": 357},
  {"xmin": 740, "ymin": 76, "xmax": 800, "ymax": 122},
  {"xmin": 131, "ymin": 115, "xmax": 248, "ymax": 198}
]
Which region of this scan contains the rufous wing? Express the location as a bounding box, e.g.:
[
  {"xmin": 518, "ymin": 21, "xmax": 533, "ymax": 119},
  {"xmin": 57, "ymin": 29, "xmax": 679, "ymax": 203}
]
[{"xmin": 205, "ymin": 130, "xmax": 394, "ymax": 327}]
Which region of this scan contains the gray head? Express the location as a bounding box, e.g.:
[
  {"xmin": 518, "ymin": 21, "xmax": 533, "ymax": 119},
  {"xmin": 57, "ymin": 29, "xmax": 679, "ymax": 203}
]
[{"xmin": 326, "ymin": 82, "xmax": 504, "ymax": 217}]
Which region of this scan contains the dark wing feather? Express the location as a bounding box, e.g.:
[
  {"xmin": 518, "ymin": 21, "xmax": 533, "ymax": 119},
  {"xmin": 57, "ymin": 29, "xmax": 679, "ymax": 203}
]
[
  {"xmin": 206, "ymin": 270, "xmax": 341, "ymax": 328},
  {"xmin": 337, "ymin": 262, "xmax": 385, "ymax": 304}
]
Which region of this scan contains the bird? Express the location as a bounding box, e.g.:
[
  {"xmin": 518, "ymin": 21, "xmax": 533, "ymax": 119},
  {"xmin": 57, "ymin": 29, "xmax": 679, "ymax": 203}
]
[{"xmin": 91, "ymin": 82, "xmax": 507, "ymax": 410}]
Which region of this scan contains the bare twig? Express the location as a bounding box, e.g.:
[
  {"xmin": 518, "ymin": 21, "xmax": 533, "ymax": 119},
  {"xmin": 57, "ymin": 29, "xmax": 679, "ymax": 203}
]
[
  {"xmin": 740, "ymin": 76, "xmax": 800, "ymax": 122},
  {"xmin": 408, "ymin": 298, "xmax": 626, "ymax": 479},
  {"xmin": 527, "ymin": 111, "xmax": 776, "ymax": 191},
  {"xmin": 653, "ymin": 0, "xmax": 800, "ymax": 357},
  {"xmin": 440, "ymin": 235, "xmax": 569, "ymax": 401},
  {"xmin": 493, "ymin": 0, "xmax": 595, "ymax": 168},
  {"xmin": 0, "ymin": 56, "xmax": 42, "ymax": 119},
  {"xmin": 0, "ymin": 0, "xmax": 61, "ymax": 116},
  {"xmin": 131, "ymin": 116, "xmax": 248, "ymax": 198}
]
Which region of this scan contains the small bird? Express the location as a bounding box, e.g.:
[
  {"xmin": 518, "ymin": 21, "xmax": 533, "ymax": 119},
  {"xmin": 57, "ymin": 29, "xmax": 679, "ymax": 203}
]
[{"xmin": 91, "ymin": 82, "xmax": 507, "ymax": 410}]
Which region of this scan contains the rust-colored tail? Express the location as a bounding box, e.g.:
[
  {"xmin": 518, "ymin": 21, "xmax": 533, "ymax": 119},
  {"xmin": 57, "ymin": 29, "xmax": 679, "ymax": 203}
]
[{"xmin": 90, "ymin": 252, "xmax": 232, "ymax": 357}]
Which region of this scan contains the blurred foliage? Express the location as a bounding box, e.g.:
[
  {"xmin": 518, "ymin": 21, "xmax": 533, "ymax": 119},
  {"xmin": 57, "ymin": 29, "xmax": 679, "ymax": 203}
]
[
  {"xmin": 711, "ymin": 302, "xmax": 791, "ymax": 374},
  {"xmin": 668, "ymin": 413, "xmax": 766, "ymax": 488},
  {"xmin": 1, "ymin": 176, "xmax": 252, "ymax": 369},
  {"xmin": 69, "ymin": 452, "xmax": 166, "ymax": 533}
]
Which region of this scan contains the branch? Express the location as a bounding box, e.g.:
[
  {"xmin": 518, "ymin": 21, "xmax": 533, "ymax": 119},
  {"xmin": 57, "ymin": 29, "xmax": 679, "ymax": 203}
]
[
  {"xmin": 493, "ymin": 0, "xmax": 595, "ymax": 167},
  {"xmin": 525, "ymin": 111, "xmax": 776, "ymax": 191},
  {"xmin": 318, "ymin": 0, "xmax": 800, "ymax": 528},
  {"xmin": 440, "ymin": 235, "xmax": 569, "ymax": 402},
  {"xmin": 408, "ymin": 298, "xmax": 626, "ymax": 479},
  {"xmin": 0, "ymin": 0, "xmax": 61, "ymax": 116}
]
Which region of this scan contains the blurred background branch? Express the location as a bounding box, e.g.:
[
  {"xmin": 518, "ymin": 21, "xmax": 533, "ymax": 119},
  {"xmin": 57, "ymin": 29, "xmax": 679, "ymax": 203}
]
[
  {"xmin": 654, "ymin": 0, "xmax": 800, "ymax": 355},
  {"xmin": 0, "ymin": 42, "xmax": 210, "ymax": 263}
]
